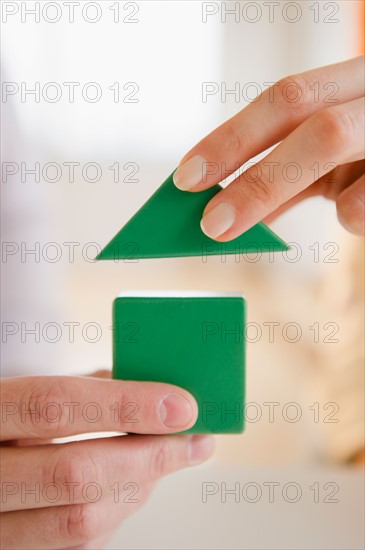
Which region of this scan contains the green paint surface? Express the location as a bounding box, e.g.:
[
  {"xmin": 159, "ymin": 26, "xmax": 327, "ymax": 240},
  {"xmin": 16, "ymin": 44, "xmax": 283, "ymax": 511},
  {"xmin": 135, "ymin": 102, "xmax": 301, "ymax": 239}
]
[
  {"xmin": 113, "ymin": 295, "xmax": 246, "ymax": 434},
  {"xmin": 98, "ymin": 171, "xmax": 288, "ymax": 260}
]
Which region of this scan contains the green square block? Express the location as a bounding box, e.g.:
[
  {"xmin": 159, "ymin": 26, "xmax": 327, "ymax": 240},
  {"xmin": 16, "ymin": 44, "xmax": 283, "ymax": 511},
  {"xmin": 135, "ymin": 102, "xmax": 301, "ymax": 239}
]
[{"xmin": 112, "ymin": 292, "xmax": 246, "ymax": 434}]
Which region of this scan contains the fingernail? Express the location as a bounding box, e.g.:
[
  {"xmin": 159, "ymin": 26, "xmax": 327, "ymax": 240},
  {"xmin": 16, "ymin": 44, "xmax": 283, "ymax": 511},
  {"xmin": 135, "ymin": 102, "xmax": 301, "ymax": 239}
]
[
  {"xmin": 159, "ymin": 393, "xmax": 194, "ymax": 428},
  {"xmin": 173, "ymin": 155, "xmax": 207, "ymax": 191},
  {"xmin": 200, "ymin": 202, "xmax": 236, "ymax": 239},
  {"xmin": 189, "ymin": 435, "xmax": 215, "ymax": 465}
]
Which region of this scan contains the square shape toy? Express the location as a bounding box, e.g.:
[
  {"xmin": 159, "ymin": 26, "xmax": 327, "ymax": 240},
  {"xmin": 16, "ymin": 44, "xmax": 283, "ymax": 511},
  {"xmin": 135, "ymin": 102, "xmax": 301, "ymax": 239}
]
[{"xmin": 112, "ymin": 291, "xmax": 245, "ymax": 433}]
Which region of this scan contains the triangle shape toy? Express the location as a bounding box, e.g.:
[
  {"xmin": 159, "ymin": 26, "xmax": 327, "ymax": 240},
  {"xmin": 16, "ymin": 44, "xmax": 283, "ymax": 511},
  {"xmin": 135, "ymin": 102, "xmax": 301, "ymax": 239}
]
[{"xmin": 97, "ymin": 170, "xmax": 288, "ymax": 260}]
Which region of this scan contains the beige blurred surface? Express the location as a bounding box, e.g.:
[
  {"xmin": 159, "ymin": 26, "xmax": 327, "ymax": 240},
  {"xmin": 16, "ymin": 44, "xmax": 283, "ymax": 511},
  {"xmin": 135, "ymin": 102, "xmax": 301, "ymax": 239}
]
[{"xmin": 106, "ymin": 463, "xmax": 365, "ymax": 550}]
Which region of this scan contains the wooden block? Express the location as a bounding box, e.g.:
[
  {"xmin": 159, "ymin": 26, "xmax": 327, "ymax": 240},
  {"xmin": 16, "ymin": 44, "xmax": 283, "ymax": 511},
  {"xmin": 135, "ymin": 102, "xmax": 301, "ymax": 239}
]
[
  {"xmin": 97, "ymin": 171, "xmax": 288, "ymax": 260},
  {"xmin": 112, "ymin": 291, "xmax": 246, "ymax": 434}
]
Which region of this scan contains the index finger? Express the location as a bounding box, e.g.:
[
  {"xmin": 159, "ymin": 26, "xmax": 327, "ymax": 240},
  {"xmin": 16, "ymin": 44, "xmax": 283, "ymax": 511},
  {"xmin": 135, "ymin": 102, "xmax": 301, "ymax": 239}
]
[
  {"xmin": 173, "ymin": 56, "xmax": 364, "ymax": 192},
  {"xmin": 0, "ymin": 376, "xmax": 198, "ymax": 440},
  {"xmin": 200, "ymin": 97, "xmax": 364, "ymax": 240}
]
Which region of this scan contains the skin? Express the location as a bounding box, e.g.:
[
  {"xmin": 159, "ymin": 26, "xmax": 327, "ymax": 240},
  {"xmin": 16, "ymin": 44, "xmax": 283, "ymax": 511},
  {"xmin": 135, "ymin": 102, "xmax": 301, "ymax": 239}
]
[
  {"xmin": 0, "ymin": 372, "xmax": 215, "ymax": 549},
  {"xmin": 174, "ymin": 57, "xmax": 365, "ymax": 237}
]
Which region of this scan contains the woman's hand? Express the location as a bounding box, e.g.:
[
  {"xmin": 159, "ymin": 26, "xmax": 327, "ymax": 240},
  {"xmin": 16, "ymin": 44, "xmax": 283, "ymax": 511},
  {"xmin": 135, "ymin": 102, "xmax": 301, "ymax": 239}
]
[
  {"xmin": 0, "ymin": 374, "xmax": 214, "ymax": 549},
  {"xmin": 173, "ymin": 56, "xmax": 364, "ymax": 238}
]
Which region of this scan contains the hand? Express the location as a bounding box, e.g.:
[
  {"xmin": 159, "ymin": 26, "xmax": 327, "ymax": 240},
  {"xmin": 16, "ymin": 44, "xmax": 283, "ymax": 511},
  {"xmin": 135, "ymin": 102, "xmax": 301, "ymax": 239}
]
[
  {"xmin": 173, "ymin": 56, "xmax": 364, "ymax": 238},
  {"xmin": 0, "ymin": 373, "xmax": 214, "ymax": 549}
]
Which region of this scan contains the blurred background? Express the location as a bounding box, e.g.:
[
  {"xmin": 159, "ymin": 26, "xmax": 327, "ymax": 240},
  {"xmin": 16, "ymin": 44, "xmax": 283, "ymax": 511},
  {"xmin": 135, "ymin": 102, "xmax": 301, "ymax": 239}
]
[{"xmin": 1, "ymin": 1, "xmax": 364, "ymax": 548}]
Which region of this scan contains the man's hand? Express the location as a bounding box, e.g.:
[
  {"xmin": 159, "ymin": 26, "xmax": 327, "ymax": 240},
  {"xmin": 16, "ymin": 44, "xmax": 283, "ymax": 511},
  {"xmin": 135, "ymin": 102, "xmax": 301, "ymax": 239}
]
[
  {"xmin": 0, "ymin": 374, "xmax": 214, "ymax": 549},
  {"xmin": 173, "ymin": 56, "xmax": 365, "ymax": 238}
]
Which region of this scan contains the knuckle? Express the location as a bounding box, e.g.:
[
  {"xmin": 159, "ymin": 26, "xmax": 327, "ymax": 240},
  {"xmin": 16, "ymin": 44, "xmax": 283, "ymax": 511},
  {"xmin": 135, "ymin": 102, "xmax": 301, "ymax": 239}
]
[
  {"xmin": 20, "ymin": 378, "xmax": 70, "ymax": 436},
  {"xmin": 317, "ymin": 167, "xmax": 341, "ymax": 200},
  {"xmin": 276, "ymin": 74, "xmax": 313, "ymax": 116},
  {"xmin": 225, "ymin": 121, "xmax": 246, "ymax": 157},
  {"xmin": 240, "ymin": 168, "xmax": 275, "ymax": 206},
  {"xmin": 59, "ymin": 503, "xmax": 99, "ymax": 544},
  {"xmin": 149, "ymin": 441, "xmax": 174, "ymax": 478},
  {"xmin": 309, "ymin": 108, "xmax": 356, "ymax": 157},
  {"xmin": 46, "ymin": 448, "xmax": 100, "ymax": 502}
]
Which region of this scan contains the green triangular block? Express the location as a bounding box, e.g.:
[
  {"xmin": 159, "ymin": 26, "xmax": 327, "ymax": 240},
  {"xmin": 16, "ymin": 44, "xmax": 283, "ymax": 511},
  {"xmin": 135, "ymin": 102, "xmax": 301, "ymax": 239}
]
[{"xmin": 97, "ymin": 171, "xmax": 288, "ymax": 260}]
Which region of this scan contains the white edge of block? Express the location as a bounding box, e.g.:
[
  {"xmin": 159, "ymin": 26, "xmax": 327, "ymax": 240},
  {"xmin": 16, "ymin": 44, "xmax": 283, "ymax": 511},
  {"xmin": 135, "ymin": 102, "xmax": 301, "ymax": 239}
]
[{"xmin": 117, "ymin": 290, "xmax": 245, "ymax": 299}]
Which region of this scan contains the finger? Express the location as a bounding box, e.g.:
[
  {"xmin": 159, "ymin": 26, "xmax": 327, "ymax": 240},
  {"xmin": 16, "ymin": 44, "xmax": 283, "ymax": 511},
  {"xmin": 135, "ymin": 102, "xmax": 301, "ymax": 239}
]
[
  {"xmin": 0, "ymin": 372, "xmax": 113, "ymax": 448},
  {"xmin": 1, "ymin": 433, "xmax": 215, "ymax": 511},
  {"xmin": 314, "ymin": 159, "xmax": 365, "ymax": 199},
  {"xmin": 87, "ymin": 369, "xmax": 112, "ymax": 380},
  {"xmin": 263, "ymin": 160, "xmax": 365, "ymax": 224},
  {"xmin": 0, "ymin": 484, "xmax": 154, "ymax": 550},
  {"xmin": 0, "ymin": 376, "xmax": 198, "ymax": 441},
  {"xmin": 199, "ymin": 97, "xmax": 364, "ymax": 241},
  {"xmin": 173, "ymin": 56, "xmax": 364, "ymax": 191},
  {"xmin": 336, "ymin": 175, "xmax": 365, "ymax": 235}
]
